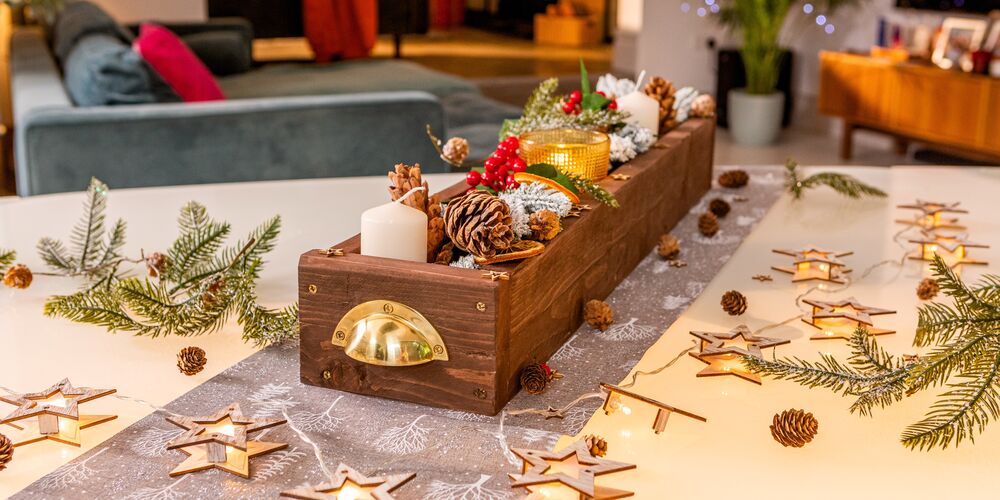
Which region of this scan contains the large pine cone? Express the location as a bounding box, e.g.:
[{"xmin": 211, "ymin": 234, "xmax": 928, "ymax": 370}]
[
  {"xmin": 657, "ymin": 234, "xmax": 680, "ymax": 260},
  {"xmin": 770, "ymin": 409, "xmax": 819, "ymax": 448},
  {"xmin": 709, "ymin": 198, "xmax": 731, "ymax": 218},
  {"xmin": 584, "ymin": 299, "xmax": 614, "ymax": 331},
  {"xmin": 721, "ymin": 290, "xmax": 747, "ymax": 316},
  {"xmin": 444, "ymin": 191, "xmax": 515, "ymax": 259},
  {"xmin": 698, "ymin": 212, "xmax": 719, "ymax": 237},
  {"xmin": 177, "ymin": 346, "xmax": 207, "ymax": 376},
  {"xmin": 2, "ymin": 264, "xmax": 32, "ymax": 289},
  {"xmin": 917, "ymin": 278, "xmax": 939, "ymax": 300},
  {"xmin": 718, "ymin": 169, "xmax": 749, "ymax": 188},
  {"xmin": 0, "ymin": 432, "xmax": 12, "ymax": 471},
  {"xmin": 584, "ymin": 434, "xmax": 608, "ymax": 457},
  {"xmin": 520, "ymin": 362, "xmax": 550, "ymax": 395},
  {"xmin": 644, "ymin": 76, "xmax": 677, "ymax": 134}
]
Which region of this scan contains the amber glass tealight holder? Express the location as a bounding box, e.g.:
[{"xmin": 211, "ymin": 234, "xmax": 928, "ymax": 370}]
[{"xmin": 518, "ymin": 129, "xmax": 611, "ymax": 180}]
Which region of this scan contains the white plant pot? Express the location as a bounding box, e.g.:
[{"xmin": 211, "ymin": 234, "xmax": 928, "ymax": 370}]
[{"xmin": 728, "ymin": 89, "xmax": 784, "ymax": 146}]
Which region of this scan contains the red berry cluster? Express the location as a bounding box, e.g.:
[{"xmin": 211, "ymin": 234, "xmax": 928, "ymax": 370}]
[
  {"xmin": 465, "ymin": 136, "xmax": 527, "ymax": 193},
  {"xmin": 560, "ymin": 89, "xmax": 617, "ymax": 114}
]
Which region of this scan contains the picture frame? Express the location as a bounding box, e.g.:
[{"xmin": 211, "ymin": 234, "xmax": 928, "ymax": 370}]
[{"xmin": 932, "ymin": 17, "xmax": 989, "ymax": 71}]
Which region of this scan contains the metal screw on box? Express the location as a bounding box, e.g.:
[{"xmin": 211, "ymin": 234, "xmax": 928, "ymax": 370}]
[
  {"xmin": 476, "ymin": 302, "xmax": 486, "ymax": 312},
  {"xmin": 322, "ymin": 370, "xmax": 332, "ymax": 381},
  {"xmin": 307, "ymin": 284, "xmax": 318, "ymax": 294},
  {"xmin": 474, "ymin": 388, "xmax": 488, "ymax": 400}
]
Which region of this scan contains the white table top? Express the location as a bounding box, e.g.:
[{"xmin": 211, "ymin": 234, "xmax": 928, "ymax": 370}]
[
  {"xmin": 563, "ymin": 166, "xmax": 1000, "ymax": 499},
  {"xmin": 0, "ymin": 174, "xmax": 465, "ymax": 496}
]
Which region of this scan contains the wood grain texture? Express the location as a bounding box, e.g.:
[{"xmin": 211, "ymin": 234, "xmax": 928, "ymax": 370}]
[{"xmin": 299, "ymin": 119, "xmax": 715, "ymax": 414}]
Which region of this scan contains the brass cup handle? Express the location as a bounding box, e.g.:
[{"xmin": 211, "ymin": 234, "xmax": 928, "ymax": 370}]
[{"xmin": 332, "ymin": 300, "xmax": 448, "ymax": 367}]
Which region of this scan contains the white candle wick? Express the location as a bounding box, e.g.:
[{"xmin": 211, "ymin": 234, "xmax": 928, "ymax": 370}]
[
  {"xmin": 394, "ymin": 186, "xmax": 426, "ymax": 205},
  {"xmin": 635, "ymin": 70, "xmax": 647, "ymax": 90}
]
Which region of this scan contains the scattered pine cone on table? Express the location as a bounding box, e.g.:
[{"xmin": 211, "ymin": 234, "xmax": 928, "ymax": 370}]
[
  {"xmin": 520, "ymin": 362, "xmax": 551, "ymax": 395},
  {"xmin": 643, "ymin": 76, "xmax": 677, "ymax": 134},
  {"xmin": 657, "ymin": 234, "xmax": 681, "ymax": 260},
  {"xmin": 177, "ymin": 346, "xmax": 207, "ymax": 376},
  {"xmin": 721, "ymin": 290, "xmax": 748, "ymax": 316},
  {"xmin": 3, "ymin": 264, "xmax": 32, "ymax": 289},
  {"xmin": 718, "ymin": 169, "xmax": 749, "ymax": 189},
  {"xmin": 442, "ymin": 137, "xmax": 470, "ymax": 165},
  {"xmin": 709, "ymin": 198, "xmax": 731, "ymax": 218},
  {"xmin": 698, "ymin": 212, "xmax": 720, "ymax": 237},
  {"xmin": 0, "ymin": 432, "xmax": 12, "ymax": 471},
  {"xmin": 145, "ymin": 252, "xmax": 171, "ymax": 277},
  {"xmin": 444, "ymin": 191, "xmax": 515, "ymax": 259},
  {"xmin": 770, "ymin": 409, "xmax": 819, "ymax": 448},
  {"xmin": 584, "ymin": 299, "xmax": 614, "ymax": 331},
  {"xmin": 917, "ymin": 278, "xmax": 940, "ymax": 300},
  {"xmin": 584, "ymin": 434, "xmax": 608, "ymax": 457},
  {"xmin": 691, "ymin": 94, "xmax": 716, "ymax": 118},
  {"xmin": 529, "ymin": 210, "xmax": 561, "ymax": 241}
]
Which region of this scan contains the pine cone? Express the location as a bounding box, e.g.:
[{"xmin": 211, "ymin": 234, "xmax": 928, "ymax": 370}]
[
  {"xmin": 388, "ymin": 163, "xmax": 429, "ymax": 212},
  {"xmin": 698, "ymin": 212, "xmax": 719, "ymax": 237},
  {"xmin": 718, "ymin": 169, "xmax": 749, "ymax": 188},
  {"xmin": 0, "ymin": 432, "xmax": 12, "ymax": 471},
  {"xmin": 691, "ymin": 94, "xmax": 716, "ymax": 118},
  {"xmin": 444, "ymin": 191, "xmax": 515, "ymax": 259},
  {"xmin": 644, "ymin": 76, "xmax": 677, "ymax": 134},
  {"xmin": 3, "ymin": 264, "xmax": 32, "ymax": 289},
  {"xmin": 529, "ymin": 210, "xmax": 561, "ymax": 241},
  {"xmin": 442, "ymin": 137, "xmax": 470, "ymax": 165},
  {"xmin": 584, "ymin": 299, "xmax": 614, "ymax": 331},
  {"xmin": 434, "ymin": 242, "xmax": 456, "ymax": 265},
  {"xmin": 657, "ymin": 234, "xmax": 680, "ymax": 260},
  {"xmin": 721, "ymin": 290, "xmax": 747, "ymax": 316},
  {"xmin": 145, "ymin": 252, "xmax": 171, "ymax": 277},
  {"xmin": 917, "ymin": 278, "xmax": 940, "ymax": 300},
  {"xmin": 709, "ymin": 198, "xmax": 731, "ymax": 218},
  {"xmin": 770, "ymin": 409, "xmax": 819, "ymax": 448},
  {"xmin": 177, "ymin": 346, "xmax": 207, "ymax": 376},
  {"xmin": 584, "ymin": 434, "xmax": 608, "ymax": 457},
  {"xmin": 200, "ymin": 277, "xmax": 227, "ymax": 308},
  {"xmin": 520, "ymin": 362, "xmax": 550, "ymax": 395}
]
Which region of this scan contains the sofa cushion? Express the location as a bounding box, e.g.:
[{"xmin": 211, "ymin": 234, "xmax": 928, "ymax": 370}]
[
  {"xmin": 133, "ymin": 24, "xmax": 225, "ymax": 102},
  {"xmin": 182, "ymin": 31, "xmax": 252, "ymax": 76},
  {"xmin": 63, "ymin": 33, "xmax": 180, "ymax": 106},
  {"xmin": 52, "ymin": 1, "xmax": 134, "ymax": 64},
  {"xmin": 217, "ymin": 59, "xmax": 477, "ymax": 99}
]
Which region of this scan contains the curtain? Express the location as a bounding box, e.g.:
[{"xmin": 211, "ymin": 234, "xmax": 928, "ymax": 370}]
[{"xmin": 303, "ymin": 0, "xmax": 378, "ymax": 62}]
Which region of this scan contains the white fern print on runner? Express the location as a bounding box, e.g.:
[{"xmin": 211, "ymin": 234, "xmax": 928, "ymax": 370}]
[
  {"xmin": 254, "ymin": 447, "xmax": 307, "ymax": 481},
  {"xmin": 38, "ymin": 447, "xmax": 109, "ymax": 490},
  {"xmin": 291, "ymin": 395, "xmax": 345, "ymax": 432},
  {"xmin": 124, "ymin": 476, "xmax": 189, "ymax": 500},
  {"xmin": 549, "ymin": 333, "xmax": 583, "ymax": 362},
  {"xmin": 248, "ymin": 383, "xmax": 299, "ymax": 418},
  {"xmin": 601, "ymin": 318, "xmax": 658, "ymax": 341},
  {"xmin": 131, "ymin": 427, "xmax": 184, "ymax": 457},
  {"xmin": 441, "ymin": 409, "xmax": 490, "ymax": 423},
  {"xmin": 425, "ymin": 474, "xmax": 512, "ymax": 500},
  {"xmin": 521, "ymin": 428, "xmax": 559, "ymax": 450},
  {"xmin": 662, "ymin": 295, "xmax": 690, "ymax": 310},
  {"xmin": 374, "ymin": 415, "xmax": 431, "ymax": 455}
]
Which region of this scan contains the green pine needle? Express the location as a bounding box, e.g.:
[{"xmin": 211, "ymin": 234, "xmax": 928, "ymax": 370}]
[
  {"xmin": 785, "ymin": 159, "xmax": 886, "ymax": 200},
  {"xmin": 563, "ymin": 171, "xmax": 620, "ymax": 208},
  {"xmin": 0, "ymin": 249, "xmax": 15, "ymax": 273}
]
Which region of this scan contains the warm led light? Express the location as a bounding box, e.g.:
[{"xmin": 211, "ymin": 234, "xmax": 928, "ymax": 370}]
[
  {"xmin": 818, "ymin": 263, "xmax": 829, "ymax": 271},
  {"xmin": 621, "ymin": 405, "xmax": 632, "ymax": 416}
]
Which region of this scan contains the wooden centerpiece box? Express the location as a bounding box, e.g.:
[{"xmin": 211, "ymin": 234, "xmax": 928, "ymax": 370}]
[{"xmin": 298, "ymin": 119, "xmax": 715, "ymax": 415}]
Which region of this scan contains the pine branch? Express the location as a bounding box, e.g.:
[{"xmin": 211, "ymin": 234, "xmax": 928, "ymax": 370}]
[
  {"xmin": 71, "ymin": 178, "xmax": 110, "ymax": 272},
  {"xmin": 163, "ymin": 202, "xmax": 230, "ymax": 287},
  {"xmin": 563, "ymin": 172, "xmax": 620, "ymax": 208},
  {"xmin": 785, "ymin": 159, "xmax": 886, "ymax": 200},
  {"xmin": 0, "ymin": 249, "xmax": 15, "ymax": 272},
  {"xmin": 44, "ymin": 286, "xmax": 157, "ymax": 335},
  {"xmin": 37, "ymin": 237, "xmax": 77, "ymax": 273}
]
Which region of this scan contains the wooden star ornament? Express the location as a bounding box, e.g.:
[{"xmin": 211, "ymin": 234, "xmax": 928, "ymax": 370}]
[
  {"xmin": 802, "ymin": 297, "xmax": 896, "ymax": 340},
  {"xmin": 688, "ymin": 325, "xmax": 789, "ymax": 384},
  {"xmin": 165, "ymin": 403, "xmax": 287, "ymax": 478},
  {"xmin": 509, "ymin": 439, "xmax": 636, "ymax": 499},
  {"xmin": 0, "ymin": 378, "xmax": 116, "ymax": 447},
  {"xmin": 896, "ymin": 200, "xmax": 967, "ymax": 230},
  {"xmin": 280, "ymin": 463, "xmax": 415, "ymax": 499},
  {"xmin": 772, "ymin": 246, "xmax": 853, "ymax": 284},
  {"xmin": 907, "ymin": 231, "xmax": 989, "ymax": 268}
]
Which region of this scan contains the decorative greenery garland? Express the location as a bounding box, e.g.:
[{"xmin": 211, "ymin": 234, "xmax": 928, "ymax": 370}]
[
  {"xmin": 0, "ymin": 249, "xmax": 14, "ymax": 272},
  {"xmin": 785, "ymin": 159, "xmax": 887, "ymax": 200},
  {"xmin": 745, "ymin": 255, "xmax": 1000, "ymax": 450}
]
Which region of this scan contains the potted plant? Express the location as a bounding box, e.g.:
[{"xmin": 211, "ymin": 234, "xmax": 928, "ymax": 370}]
[{"xmin": 717, "ymin": 0, "xmax": 861, "ymax": 146}]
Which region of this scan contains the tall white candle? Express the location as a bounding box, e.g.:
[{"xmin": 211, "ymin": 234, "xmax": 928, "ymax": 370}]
[
  {"xmin": 616, "ymin": 90, "xmax": 660, "ymax": 133},
  {"xmin": 361, "ymin": 194, "xmax": 427, "ymax": 263}
]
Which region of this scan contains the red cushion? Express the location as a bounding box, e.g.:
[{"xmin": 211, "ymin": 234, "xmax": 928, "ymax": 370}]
[{"xmin": 133, "ymin": 23, "xmax": 224, "ymax": 102}]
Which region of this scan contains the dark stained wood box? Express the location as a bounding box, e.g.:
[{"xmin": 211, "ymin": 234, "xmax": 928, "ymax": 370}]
[{"xmin": 299, "ymin": 119, "xmax": 715, "ymax": 415}]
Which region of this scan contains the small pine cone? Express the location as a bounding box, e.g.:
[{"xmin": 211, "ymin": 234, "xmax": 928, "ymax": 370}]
[
  {"xmin": 434, "ymin": 242, "xmax": 456, "ymax": 265},
  {"xmin": 145, "ymin": 252, "xmax": 171, "ymax": 277},
  {"xmin": 657, "ymin": 234, "xmax": 680, "ymax": 260},
  {"xmin": 200, "ymin": 277, "xmax": 227, "ymax": 308},
  {"xmin": 770, "ymin": 409, "xmax": 819, "ymax": 448},
  {"xmin": 709, "ymin": 198, "xmax": 731, "ymax": 218},
  {"xmin": 520, "ymin": 362, "xmax": 550, "ymax": 395},
  {"xmin": 444, "ymin": 191, "xmax": 515, "ymax": 259},
  {"xmin": 721, "ymin": 290, "xmax": 748, "ymax": 316},
  {"xmin": 584, "ymin": 434, "xmax": 608, "ymax": 457},
  {"xmin": 388, "ymin": 163, "xmax": 429, "ymax": 213},
  {"xmin": 917, "ymin": 278, "xmax": 940, "ymax": 300},
  {"xmin": 718, "ymin": 169, "xmax": 749, "ymax": 189},
  {"xmin": 691, "ymin": 94, "xmax": 716, "ymax": 118},
  {"xmin": 442, "ymin": 137, "xmax": 470, "ymax": 165},
  {"xmin": 698, "ymin": 212, "xmax": 719, "ymax": 237},
  {"xmin": 584, "ymin": 299, "xmax": 614, "ymax": 331},
  {"xmin": 3, "ymin": 264, "xmax": 32, "ymax": 289},
  {"xmin": 0, "ymin": 432, "xmax": 12, "ymax": 471},
  {"xmin": 529, "ymin": 210, "xmax": 561, "ymax": 241},
  {"xmin": 177, "ymin": 346, "xmax": 207, "ymax": 376}
]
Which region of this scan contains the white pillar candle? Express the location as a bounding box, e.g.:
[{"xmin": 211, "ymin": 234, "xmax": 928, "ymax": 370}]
[
  {"xmin": 361, "ymin": 195, "xmax": 427, "ymax": 263},
  {"xmin": 616, "ymin": 90, "xmax": 660, "ymax": 133}
]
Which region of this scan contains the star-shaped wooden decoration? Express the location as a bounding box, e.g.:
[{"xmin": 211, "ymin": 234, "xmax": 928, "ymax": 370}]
[
  {"xmin": 280, "ymin": 463, "xmax": 416, "ymax": 499},
  {"xmin": 509, "ymin": 439, "xmax": 636, "ymax": 499},
  {"xmin": 907, "ymin": 231, "xmax": 989, "ymax": 268},
  {"xmin": 772, "ymin": 246, "xmax": 853, "ymax": 284},
  {"xmin": 801, "ymin": 297, "xmax": 896, "ymax": 340},
  {"xmin": 688, "ymin": 325, "xmax": 789, "ymax": 384},
  {"xmin": 896, "ymin": 200, "xmax": 967, "ymax": 230},
  {"xmin": 0, "ymin": 378, "xmax": 116, "ymax": 447},
  {"xmin": 165, "ymin": 403, "xmax": 287, "ymax": 478}
]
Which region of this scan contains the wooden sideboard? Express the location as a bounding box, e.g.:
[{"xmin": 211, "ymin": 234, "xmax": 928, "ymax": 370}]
[{"xmin": 819, "ymin": 51, "xmax": 1000, "ymax": 163}]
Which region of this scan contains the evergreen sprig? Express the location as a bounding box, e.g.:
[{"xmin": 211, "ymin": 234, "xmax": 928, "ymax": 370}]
[
  {"xmin": 745, "ymin": 256, "xmax": 1000, "ymax": 450},
  {"xmin": 563, "ymin": 171, "xmax": 620, "ymax": 209},
  {"xmin": 500, "ymin": 77, "xmax": 627, "ymax": 139},
  {"xmin": 785, "ymin": 159, "xmax": 887, "ymax": 200},
  {"xmin": 0, "ymin": 249, "xmax": 14, "ymax": 273}
]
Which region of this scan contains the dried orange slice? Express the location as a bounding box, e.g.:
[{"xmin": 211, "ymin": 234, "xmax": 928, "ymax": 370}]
[
  {"xmin": 512, "ymin": 173, "xmax": 580, "ymax": 204},
  {"xmin": 474, "ymin": 240, "xmax": 545, "ymax": 266}
]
